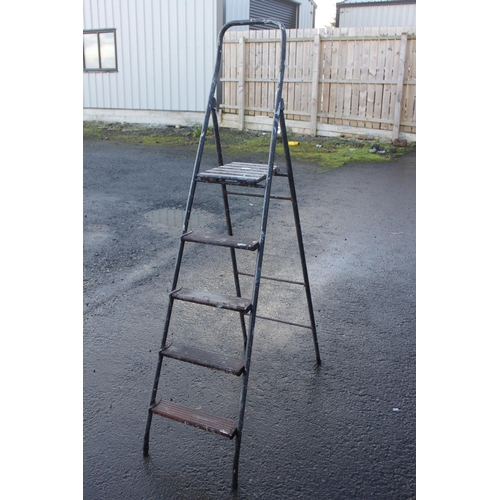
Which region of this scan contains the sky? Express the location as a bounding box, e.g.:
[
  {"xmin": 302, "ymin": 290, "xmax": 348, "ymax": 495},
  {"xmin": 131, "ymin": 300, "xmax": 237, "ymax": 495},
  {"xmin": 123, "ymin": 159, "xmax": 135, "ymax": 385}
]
[{"xmin": 314, "ymin": 0, "xmax": 337, "ymax": 28}]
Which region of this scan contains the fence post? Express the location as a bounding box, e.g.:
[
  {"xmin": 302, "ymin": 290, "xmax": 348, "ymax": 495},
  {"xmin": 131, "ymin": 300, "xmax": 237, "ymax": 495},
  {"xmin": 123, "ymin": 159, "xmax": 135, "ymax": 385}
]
[
  {"xmin": 392, "ymin": 32, "xmax": 408, "ymax": 141},
  {"xmin": 310, "ymin": 33, "xmax": 321, "ymax": 136},
  {"xmin": 237, "ymin": 34, "xmax": 246, "ymax": 131}
]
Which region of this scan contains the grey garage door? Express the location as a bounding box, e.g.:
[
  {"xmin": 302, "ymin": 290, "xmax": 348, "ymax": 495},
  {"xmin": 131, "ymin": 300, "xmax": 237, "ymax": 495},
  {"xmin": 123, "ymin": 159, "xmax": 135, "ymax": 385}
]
[{"xmin": 249, "ymin": 0, "xmax": 299, "ymax": 29}]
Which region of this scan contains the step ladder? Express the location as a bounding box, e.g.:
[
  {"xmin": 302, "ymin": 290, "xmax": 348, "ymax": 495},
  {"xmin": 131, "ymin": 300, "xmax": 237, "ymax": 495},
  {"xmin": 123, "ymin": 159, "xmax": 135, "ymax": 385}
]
[{"xmin": 143, "ymin": 19, "xmax": 321, "ymax": 489}]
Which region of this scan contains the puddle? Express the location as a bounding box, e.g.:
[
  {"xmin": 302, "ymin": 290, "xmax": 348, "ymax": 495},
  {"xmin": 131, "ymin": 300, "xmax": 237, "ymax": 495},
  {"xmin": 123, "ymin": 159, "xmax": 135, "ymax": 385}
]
[{"xmin": 144, "ymin": 208, "xmax": 211, "ymax": 229}]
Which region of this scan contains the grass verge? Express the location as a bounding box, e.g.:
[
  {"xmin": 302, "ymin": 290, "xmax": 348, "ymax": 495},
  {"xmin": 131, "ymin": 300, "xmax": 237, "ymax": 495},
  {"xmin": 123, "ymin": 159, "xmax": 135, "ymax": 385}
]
[{"xmin": 83, "ymin": 121, "xmax": 415, "ymax": 168}]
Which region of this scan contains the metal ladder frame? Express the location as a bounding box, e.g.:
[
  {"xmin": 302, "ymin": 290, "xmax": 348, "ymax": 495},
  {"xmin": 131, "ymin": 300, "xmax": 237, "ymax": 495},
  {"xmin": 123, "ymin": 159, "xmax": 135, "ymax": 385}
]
[{"xmin": 143, "ymin": 19, "xmax": 321, "ymax": 490}]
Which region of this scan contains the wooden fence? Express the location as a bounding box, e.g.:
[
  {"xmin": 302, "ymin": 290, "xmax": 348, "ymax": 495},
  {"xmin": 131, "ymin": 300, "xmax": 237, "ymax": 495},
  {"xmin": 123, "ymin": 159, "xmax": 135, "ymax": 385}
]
[{"xmin": 220, "ymin": 26, "xmax": 416, "ymax": 141}]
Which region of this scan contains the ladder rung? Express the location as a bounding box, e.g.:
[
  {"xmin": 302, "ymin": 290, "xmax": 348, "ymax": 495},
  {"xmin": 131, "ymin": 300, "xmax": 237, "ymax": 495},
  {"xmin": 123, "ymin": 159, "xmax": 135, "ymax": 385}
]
[
  {"xmin": 182, "ymin": 231, "xmax": 259, "ymax": 251},
  {"xmin": 238, "ymin": 271, "xmax": 305, "ymax": 286},
  {"xmin": 161, "ymin": 343, "xmax": 245, "ymax": 375},
  {"xmin": 150, "ymin": 399, "xmax": 237, "ymax": 439},
  {"xmin": 196, "ymin": 162, "xmax": 279, "ymax": 185},
  {"xmin": 171, "ymin": 287, "xmax": 252, "ymax": 313}
]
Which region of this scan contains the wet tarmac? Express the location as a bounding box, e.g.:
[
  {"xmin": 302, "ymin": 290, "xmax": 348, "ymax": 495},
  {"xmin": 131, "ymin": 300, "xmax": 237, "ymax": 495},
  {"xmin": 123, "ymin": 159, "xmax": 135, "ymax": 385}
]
[{"xmin": 83, "ymin": 138, "xmax": 416, "ymax": 499}]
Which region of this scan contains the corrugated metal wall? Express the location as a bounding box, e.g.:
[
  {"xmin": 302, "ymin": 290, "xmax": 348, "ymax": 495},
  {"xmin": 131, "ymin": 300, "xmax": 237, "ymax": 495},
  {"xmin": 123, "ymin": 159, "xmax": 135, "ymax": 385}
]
[
  {"xmin": 338, "ymin": 4, "xmax": 416, "ymax": 27},
  {"xmin": 83, "ymin": 0, "xmax": 219, "ymax": 112}
]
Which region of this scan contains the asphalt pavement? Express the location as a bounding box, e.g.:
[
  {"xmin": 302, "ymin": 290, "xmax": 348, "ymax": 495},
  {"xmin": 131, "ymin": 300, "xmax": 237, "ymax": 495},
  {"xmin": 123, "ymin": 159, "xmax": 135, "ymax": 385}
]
[{"xmin": 83, "ymin": 137, "xmax": 416, "ymax": 499}]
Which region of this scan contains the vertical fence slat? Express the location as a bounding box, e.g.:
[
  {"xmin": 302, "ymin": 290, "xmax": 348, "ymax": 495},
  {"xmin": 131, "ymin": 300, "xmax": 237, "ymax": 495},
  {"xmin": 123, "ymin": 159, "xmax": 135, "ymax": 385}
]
[
  {"xmin": 351, "ymin": 35, "xmax": 362, "ymax": 127},
  {"xmin": 404, "ymin": 36, "xmax": 416, "ymax": 132},
  {"xmin": 358, "ymin": 27, "xmax": 369, "ymax": 127},
  {"xmin": 262, "ymin": 29, "xmax": 270, "ymax": 115},
  {"xmin": 344, "ymin": 36, "xmax": 355, "ymax": 126},
  {"xmin": 286, "ymin": 34, "xmax": 296, "ymax": 118},
  {"xmin": 254, "ymin": 30, "xmax": 263, "ymax": 115},
  {"xmin": 269, "ymin": 32, "xmax": 277, "ymax": 117},
  {"xmin": 373, "ymin": 30, "xmax": 384, "ymax": 131},
  {"xmin": 330, "ymin": 34, "xmax": 340, "ymax": 125},
  {"xmin": 366, "ymin": 30, "xmax": 378, "ymax": 129},
  {"xmin": 392, "ymin": 32, "xmax": 408, "ymax": 140},
  {"xmin": 321, "ymin": 37, "xmax": 333, "ymax": 125},
  {"xmin": 237, "ymin": 34, "xmax": 245, "ymax": 130},
  {"xmin": 310, "ymin": 33, "xmax": 321, "ymax": 136},
  {"xmin": 380, "ymin": 32, "xmax": 391, "ymax": 131}
]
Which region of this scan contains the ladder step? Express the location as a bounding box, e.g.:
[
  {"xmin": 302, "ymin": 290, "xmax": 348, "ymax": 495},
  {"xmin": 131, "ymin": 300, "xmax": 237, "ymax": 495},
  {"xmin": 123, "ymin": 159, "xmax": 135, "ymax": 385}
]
[
  {"xmin": 150, "ymin": 399, "xmax": 237, "ymax": 439},
  {"xmin": 171, "ymin": 288, "xmax": 252, "ymax": 313},
  {"xmin": 161, "ymin": 343, "xmax": 245, "ymax": 375},
  {"xmin": 182, "ymin": 231, "xmax": 259, "ymax": 251},
  {"xmin": 196, "ymin": 162, "xmax": 279, "ymax": 186}
]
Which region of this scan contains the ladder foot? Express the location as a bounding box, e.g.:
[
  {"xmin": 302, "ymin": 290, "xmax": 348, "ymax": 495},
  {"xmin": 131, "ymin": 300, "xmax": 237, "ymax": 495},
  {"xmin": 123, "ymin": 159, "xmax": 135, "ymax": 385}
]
[
  {"xmin": 142, "ymin": 433, "xmax": 150, "ymax": 456},
  {"xmin": 232, "ymin": 432, "xmax": 241, "ymax": 490},
  {"xmin": 231, "ymin": 463, "xmax": 239, "ymax": 490},
  {"xmin": 142, "ymin": 435, "xmax": 150, "ymax": 457},
  {"xmin": 143, "ymin": 411, "xmax": 153, "ymax": 456}
]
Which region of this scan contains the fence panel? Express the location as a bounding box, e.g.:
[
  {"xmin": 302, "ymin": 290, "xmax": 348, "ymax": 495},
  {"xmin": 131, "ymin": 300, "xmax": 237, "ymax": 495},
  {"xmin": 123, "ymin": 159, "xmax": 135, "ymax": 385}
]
[{"xmin": 219, "ymin": 26, "xmax": 416, "ymax": 141}]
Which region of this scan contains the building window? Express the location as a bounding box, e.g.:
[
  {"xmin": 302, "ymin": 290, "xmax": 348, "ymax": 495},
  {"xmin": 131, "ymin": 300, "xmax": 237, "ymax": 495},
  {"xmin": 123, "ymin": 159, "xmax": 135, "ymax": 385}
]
[{"xmin": 83, "ymin": 29, "xmax": 117, "ymax": 72}]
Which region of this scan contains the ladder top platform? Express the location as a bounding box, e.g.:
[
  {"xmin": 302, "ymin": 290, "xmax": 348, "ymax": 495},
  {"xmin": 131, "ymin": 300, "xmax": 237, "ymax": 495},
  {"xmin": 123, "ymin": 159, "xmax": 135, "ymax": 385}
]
[{"xmin": 197, "ymin": 162, "xmax": 280, "ymax": 186}]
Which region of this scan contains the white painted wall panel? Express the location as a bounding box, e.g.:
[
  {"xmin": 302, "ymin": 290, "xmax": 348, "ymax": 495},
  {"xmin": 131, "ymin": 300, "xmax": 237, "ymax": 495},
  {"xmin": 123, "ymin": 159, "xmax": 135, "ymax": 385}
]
[
  {"xmin": 83, "ymin": 0, "xmax": 218, "ymax": 112},
  {"xmin": 224, "ymin": 0, "xmax": 250, "ymax": 25},
  {"xmin": 297, "ymin": 0, "xmax": 315, "ymax": 28},
  {"xmin": 339, "ymin": 4, "xmax": 416, "ymax": 27}
]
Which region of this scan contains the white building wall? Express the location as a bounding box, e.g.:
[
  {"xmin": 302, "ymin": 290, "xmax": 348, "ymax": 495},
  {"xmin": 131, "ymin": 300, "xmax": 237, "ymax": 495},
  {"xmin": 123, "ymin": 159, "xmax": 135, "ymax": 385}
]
[
  {"xmin": 83, "ymin": 0, "xmax": 316, "ymax": 123},
  {"xmin": 297, "ymin": 0, "xmax": 316, "ymax": 28},
  {"xmin": 224, "ymin": 0, "xmax": 250, "ymax": 24},
  {"xmin": 83, "ymin": 0, "xmax": 218, "ymax": 113},
  {"xmin": 339, "ymin": 3, "xmax": 416, "ymax": 27}
]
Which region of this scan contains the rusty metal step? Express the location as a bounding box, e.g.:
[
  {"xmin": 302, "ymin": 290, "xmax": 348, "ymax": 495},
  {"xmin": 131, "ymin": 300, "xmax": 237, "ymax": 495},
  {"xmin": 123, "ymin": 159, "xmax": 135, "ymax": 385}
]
[
  {"xmin": 171, "ymin": 287, "xmax": 252, "ymax": 313},
  {"xmin": 161, "ymin": 343, "xmax": 245, "ymax": 375},
  {"xmin": 150, "ymin": 399, "xmax": 237, "ymax": 439},
  {"xmin": 182, "ymin": 231, "xmax": 259, "ymax": 251},
  {"xmin": 196, "ymin": 162, "xmax": 279, "ymax": 186}
]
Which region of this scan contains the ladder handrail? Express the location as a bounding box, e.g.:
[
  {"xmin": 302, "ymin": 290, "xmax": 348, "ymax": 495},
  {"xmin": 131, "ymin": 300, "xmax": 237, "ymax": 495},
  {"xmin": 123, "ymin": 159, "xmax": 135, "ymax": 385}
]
[{"xmin": 182, "ymin": 19, "xmax": 287, "ymax": 236}]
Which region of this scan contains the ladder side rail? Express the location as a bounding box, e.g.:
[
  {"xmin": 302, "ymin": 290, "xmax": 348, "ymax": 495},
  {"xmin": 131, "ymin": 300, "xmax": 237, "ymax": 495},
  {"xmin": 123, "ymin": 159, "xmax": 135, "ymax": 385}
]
[
  {"xmin": 180, "ymin": 21, "xmax": 229, "ymax": 236},
  {"xmin": 210, "ymin": 100, "xmax": 224, "ymax": 167},
  {"xmin": 143, "ymin": 288, "xmax": 180, "ymax": 455},
  {"xmin": 232, "ymin": 20, "xmax": 287, "ymax": 490},
  {"xmin": 278, "ymin": 103, "xmax": 321, "ymax": 365},
  {"xmin": 144, "ymin": 24, "xmax": 229, "ymax": 458},
  {"xmin": 265, "ymin": 20, "xmax": 287, "ymax": 183},
  {"xmin": 246, "ymin": 21, "xmax": 286, "ymax": 330}
]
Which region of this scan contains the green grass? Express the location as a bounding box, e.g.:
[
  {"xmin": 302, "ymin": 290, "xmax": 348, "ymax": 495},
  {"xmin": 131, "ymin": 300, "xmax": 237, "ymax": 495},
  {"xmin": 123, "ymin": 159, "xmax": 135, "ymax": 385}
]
[{"xmin": 83, "ymin": 121, "xmax": 415, "ymax": 168}]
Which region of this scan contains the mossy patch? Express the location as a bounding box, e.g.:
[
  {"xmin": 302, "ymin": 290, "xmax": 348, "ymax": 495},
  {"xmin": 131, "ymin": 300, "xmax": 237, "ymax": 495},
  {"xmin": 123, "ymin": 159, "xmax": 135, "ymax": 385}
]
[
  {"xmin": 83, "ymin": 121, "xmax": 415, "ymax": 168},
  {"xmin": 83, "ymin": 121, "xmax": 202, "ymax": 147}
]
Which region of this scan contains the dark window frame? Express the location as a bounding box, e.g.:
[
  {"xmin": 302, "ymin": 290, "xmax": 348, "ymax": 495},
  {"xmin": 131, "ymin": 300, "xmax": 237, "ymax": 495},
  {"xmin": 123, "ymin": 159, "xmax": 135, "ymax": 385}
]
[{"xmin": 83, "ymin": 29, "xmax": 118, "ymax": 72}]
